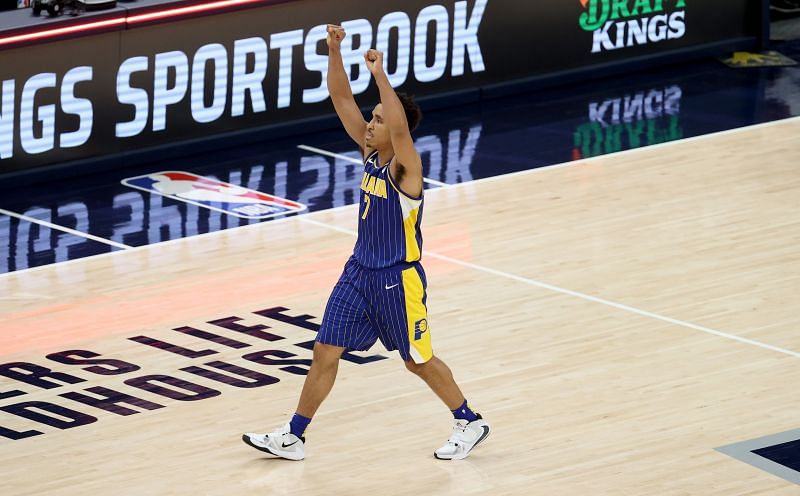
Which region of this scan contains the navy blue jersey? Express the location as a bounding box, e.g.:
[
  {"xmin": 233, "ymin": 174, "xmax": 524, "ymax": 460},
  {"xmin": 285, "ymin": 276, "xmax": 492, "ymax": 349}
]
[{"xmin": 352, "ymin": 150, "xmax": 424, "ymax": 269}]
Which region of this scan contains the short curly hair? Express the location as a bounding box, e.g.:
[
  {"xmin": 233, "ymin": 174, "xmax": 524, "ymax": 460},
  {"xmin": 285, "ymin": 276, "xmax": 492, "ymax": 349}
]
[{"xmin": 396, "ymin": 92, "xmax": 422, "ymax": 133}]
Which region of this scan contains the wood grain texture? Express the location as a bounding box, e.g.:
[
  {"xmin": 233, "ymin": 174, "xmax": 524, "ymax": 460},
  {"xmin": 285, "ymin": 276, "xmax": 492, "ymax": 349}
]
[{"xmin": 1, "ymin": 118, "xmax": 798, "ymax": 495}]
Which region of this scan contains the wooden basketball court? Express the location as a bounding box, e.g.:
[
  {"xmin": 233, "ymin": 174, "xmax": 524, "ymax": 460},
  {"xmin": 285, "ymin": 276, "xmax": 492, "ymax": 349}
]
[{"xmin": 1, "ymin": 117, "xmax": 798, "ymax": 495}]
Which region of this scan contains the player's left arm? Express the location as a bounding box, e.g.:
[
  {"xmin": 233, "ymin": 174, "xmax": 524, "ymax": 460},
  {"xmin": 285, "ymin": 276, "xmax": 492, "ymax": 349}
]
[{"xmin": 365, "ymin": 49, "xmax": 423, "ymax": 198}]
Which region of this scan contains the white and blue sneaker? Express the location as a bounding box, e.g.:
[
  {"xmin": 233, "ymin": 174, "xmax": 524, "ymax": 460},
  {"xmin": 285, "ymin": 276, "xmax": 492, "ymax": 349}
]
[
  {"xmin": 434, "ymin": 415, "xmax": 491, "ymax": 460},
  {"xmin": 242, "ymin": 422, "xmax": 305, "ymax": 461}
]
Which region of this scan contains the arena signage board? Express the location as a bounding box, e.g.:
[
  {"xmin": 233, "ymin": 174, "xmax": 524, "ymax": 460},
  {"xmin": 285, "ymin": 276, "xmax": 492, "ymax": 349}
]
[{"xmin": 0, "ymin": 0, "xmax": 759, "ymax": 175}]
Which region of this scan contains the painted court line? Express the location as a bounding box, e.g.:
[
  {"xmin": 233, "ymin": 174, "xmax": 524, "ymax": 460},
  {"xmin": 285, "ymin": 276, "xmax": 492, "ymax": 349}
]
[
  {"xmin": 298, "ymin": 217, "xmax": 800, "ymax": 360},
  {"xmin": 0, "ymin": 207, "xmax": 132, "ymax": 250},
  {"xmin": 0, "ymin": 292, "xmax": 54, "ymax": 301},
  {"xmin": 298, "ymin": 144, "xmax": 451, "ymax": 188}
]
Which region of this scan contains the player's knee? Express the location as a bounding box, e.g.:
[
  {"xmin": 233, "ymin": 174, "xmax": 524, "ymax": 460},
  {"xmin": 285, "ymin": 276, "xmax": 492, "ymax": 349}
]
[
  {"xmin": 404, "ymin": 359, "xmax": 421, "ymax": 375},
  {"xmin": 313, "ymin": 342, "xmax": 345, "ymax": 367},
  {"xmin": 404, "ymin": 356, "xmax": 434, "ymax": 376}
]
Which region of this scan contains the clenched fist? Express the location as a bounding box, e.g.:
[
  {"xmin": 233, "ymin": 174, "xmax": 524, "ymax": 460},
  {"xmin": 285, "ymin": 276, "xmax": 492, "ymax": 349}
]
[
  {"xmin": 327, "ymin": 24, "xmax": 345, "ymax": 50},
  {"xmin": 364, "ymin": 49, "xmax": 385, "ymax": 75}
]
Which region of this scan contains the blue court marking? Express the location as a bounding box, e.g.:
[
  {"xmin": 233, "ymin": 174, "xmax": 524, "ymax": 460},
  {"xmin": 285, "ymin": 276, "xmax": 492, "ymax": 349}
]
[
  {"xmin": 753, "ymin": 439, "xmax": 800, "ymax": 472},
  {"xmin": 717, "ymin": 428, "xmax": 800, "ymax": 486}
]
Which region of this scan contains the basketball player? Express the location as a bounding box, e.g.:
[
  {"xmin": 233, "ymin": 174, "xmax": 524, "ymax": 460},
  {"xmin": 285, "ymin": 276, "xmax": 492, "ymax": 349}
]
[{"xmin": 242, "ymin": 25, "xmax": 491, "ymax": 460}]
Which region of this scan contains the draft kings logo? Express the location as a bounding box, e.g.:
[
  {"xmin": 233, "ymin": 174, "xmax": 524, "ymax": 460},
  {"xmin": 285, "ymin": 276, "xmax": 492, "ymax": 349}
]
[{"xmin": 578, "ymin": 0, "xmax": 687, "ymax": 53}]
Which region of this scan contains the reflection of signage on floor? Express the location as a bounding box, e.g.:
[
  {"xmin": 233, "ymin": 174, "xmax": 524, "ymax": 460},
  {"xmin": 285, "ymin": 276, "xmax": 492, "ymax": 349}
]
[
  {"xmin": 573, "ymin": 85, "xmax": 683, "ymax": 159},
  {"xmin": 122, "ymin": 171, "xmax": 307, "ymax": 219},
  {"xmin": 0, "ymin": 307, "xmax": 387, "ymax": 441},
  {"xmin": 1, "ymin": 124, "xmax": 482, "ymax": 273}
]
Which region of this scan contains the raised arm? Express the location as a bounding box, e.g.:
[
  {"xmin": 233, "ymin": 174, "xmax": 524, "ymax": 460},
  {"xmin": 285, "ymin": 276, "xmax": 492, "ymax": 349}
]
[
  {"xmin": 364, "ymin": 49, "xmax": 423, "ymax": 197},
  {"xmin": 326, "ymin": 25, "xmax": 368, "ymax": 153}
]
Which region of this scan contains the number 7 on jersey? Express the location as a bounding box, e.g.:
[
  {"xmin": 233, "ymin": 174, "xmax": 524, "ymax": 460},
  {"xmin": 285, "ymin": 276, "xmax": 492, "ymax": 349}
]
[{"xmin": 362, "ymin": 193, "xmax": 371, "ymax": 219}]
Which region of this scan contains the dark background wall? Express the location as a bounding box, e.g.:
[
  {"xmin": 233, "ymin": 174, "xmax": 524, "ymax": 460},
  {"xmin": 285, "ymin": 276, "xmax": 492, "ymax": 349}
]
[{"xmin": 0, "ymin": 0, "xmax": 763, "ymax": 179}]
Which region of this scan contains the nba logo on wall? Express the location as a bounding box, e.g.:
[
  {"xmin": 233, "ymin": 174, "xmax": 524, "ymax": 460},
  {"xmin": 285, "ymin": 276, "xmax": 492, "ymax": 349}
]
[
  {"xmin": 122, "ymin": 171, "xmax": 306, "ymax": 219},
  {"xmin": 579, "ymin": 0, "xmax": 687, "ymax": 53},
  {"xmin": 414, "ymin": 319, "xmax": 429, "ymax": 341}
]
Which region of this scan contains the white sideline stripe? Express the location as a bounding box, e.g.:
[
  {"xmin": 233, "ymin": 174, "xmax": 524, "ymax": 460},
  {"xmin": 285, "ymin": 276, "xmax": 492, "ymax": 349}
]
[
  {"xmin": 0, "ymin": 208, "xmax": 131, "ymax": 250},
  {"xmin": 298, "ymin": 144, "xmax": 451, "ymax": 188},
  {"xmin": 2, "ymin": 115, "xmax": 798, "ymax": 280},
  {"xmin": 299, "ymin": 217, "xmax": 800, "ymax": 359},
  {"xmin": 0, "ymin": 292, "xmax": 53, "ymax": 300}
]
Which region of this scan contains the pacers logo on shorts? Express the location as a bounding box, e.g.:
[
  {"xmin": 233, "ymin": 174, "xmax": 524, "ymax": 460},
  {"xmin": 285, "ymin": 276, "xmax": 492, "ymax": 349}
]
[{"xmin": 414, "ymin": 319, "xmax": 428, "ymax": 341}]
